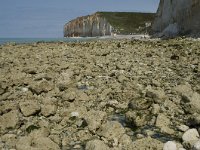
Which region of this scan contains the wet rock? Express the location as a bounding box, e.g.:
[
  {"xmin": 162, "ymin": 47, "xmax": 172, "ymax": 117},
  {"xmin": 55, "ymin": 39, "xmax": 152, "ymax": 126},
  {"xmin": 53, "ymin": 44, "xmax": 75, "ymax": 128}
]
[
  {"xmin": 85, "ymin": 139, "xmax": 109, "ymax": 150},
  {"xmin": 19, "ymin": 100, "xmax": 41, "ymax": 117},
  {"xmin": 163, "ymin": 141, "xmax": 177, "ymax": 150},
  {"xmin": 156, "ymin": 113, "xmax": 174, "ymax": 134},
  {"xmin": 0, "ymin": 110, "xmax": 19, "ymax": 133},
  {"xmin": 97, "ymin": 121, "xmax": 125, "ymax": 140}
]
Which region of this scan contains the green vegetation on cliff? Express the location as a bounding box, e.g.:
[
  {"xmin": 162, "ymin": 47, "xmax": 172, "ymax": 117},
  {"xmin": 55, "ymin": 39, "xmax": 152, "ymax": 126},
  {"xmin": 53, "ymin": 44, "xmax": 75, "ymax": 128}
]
[{"xmin": 99, "ymin": 12, "xmax": 155, "ymax": 34}]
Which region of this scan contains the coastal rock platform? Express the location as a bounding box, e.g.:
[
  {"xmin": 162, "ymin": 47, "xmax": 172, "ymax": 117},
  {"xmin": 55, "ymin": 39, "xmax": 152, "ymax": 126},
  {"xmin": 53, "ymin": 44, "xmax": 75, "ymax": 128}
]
[{"xmin": 0, "ymin": 38, "xmax": 200, "ymax": 149}]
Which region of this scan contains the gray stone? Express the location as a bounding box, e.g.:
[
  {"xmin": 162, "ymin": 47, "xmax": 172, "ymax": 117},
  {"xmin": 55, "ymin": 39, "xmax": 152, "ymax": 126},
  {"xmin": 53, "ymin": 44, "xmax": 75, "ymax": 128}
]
[{"xmin": 19, "ymin": 100, "xmax": 41, "ymax": 117}]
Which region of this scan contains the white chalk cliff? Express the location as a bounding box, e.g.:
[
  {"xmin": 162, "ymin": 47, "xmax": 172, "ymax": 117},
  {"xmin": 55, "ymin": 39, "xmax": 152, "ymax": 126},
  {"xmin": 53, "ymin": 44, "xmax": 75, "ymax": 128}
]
[{"xmin": 152, "ymin": 0, "xmax": 200, "ymax": 37}]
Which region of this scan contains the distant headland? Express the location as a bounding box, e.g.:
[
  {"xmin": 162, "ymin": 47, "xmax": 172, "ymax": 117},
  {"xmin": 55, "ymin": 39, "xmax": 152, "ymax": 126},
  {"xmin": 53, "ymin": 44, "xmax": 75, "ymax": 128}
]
[{"xmin": 64, "ymin": 12, "xmax": 155, "ymax": 37}]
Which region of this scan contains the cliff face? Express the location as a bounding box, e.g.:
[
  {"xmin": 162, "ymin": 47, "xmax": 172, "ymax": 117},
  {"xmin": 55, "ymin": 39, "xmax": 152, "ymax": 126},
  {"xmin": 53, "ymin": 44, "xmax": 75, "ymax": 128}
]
[
  {"xmin": 152, "ymin": 0, "xmax": 200, "ymax": 36},
  {"xmin": 64, "ymin": 13, "xmax": 112, "ymax": 37},
  {"xmin": 64, "ymin": 12, "xmax": 155, "ymax": 37}
]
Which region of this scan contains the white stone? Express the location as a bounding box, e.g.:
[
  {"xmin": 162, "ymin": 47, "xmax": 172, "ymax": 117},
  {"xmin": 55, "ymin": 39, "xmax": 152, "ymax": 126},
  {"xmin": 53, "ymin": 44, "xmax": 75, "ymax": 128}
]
[
  {"xmin": 71, "ymin": 112, "xmax": 79, "ymax": 117},
  {"xmin": 182, "ymin": 129, "xmax": 199, "ymax": 143},
  {"xmin": 163, "ymin": 141, "xmax": 177, "ymax": 150},
  {"xmin": 193, "ymin": 140, "xmax": 200, "ymax": 150},
  {"xmin": 177, "ymin": 125, "xmax": 189, "ymax": 132}
]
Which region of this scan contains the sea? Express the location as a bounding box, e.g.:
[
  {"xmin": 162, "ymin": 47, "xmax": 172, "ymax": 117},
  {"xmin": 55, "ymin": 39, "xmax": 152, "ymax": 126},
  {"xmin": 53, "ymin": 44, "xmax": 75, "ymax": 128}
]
[{"xmin": 0, "ymin": 37, "xmax": 99, "ymax": 45}]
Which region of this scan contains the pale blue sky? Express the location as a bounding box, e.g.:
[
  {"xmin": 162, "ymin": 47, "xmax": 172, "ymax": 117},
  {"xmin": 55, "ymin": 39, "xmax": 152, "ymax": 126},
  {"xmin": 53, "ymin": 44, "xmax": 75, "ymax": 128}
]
[{"xmin": 0, "ymin": 0, "xmax": 159, "ymax": 38}]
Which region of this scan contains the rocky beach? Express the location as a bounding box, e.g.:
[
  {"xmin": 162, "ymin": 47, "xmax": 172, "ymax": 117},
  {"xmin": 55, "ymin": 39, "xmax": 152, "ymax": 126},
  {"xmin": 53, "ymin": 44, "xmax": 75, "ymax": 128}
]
[{"xmin": 0, "ymin": 37, "xmax": 200, "ymax": 150}]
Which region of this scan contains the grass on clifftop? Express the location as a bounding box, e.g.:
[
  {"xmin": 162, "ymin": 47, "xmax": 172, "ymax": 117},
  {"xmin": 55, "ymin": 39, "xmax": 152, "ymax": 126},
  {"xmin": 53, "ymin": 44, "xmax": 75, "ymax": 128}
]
[{"xmin": 98, "ymin": 12, "xmax": 155, "ymax": 34}]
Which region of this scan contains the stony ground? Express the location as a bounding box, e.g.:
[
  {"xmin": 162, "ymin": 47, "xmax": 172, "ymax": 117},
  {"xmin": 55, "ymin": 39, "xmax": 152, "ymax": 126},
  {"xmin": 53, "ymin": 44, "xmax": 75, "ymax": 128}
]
[{"xmin": 0, "ymin": 38, "xmax": 200, "ymax": 150}]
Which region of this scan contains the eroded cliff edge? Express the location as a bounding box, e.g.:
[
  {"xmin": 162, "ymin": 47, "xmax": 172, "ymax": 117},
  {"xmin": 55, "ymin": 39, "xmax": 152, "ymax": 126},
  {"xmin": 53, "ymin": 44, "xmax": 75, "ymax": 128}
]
[
  {"xmin": 64, "ymin": 12, "xmax": 155, "ymax": 37},
  {"xmin": 64, "ymin": 13, "xmax": 112, "ymax": 37},
  {"xmin": 152, "ymin": 0, "xmax": 200, "ymax": 37}
]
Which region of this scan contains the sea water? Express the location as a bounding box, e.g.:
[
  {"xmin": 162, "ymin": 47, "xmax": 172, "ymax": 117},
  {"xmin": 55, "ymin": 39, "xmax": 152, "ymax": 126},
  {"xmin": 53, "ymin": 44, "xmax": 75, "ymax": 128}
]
[{"xmin": 0, "ymin": 37, "xmax": 98, "ymax": 45}]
